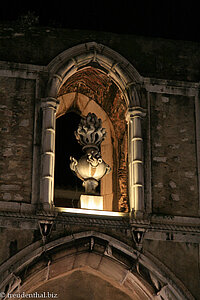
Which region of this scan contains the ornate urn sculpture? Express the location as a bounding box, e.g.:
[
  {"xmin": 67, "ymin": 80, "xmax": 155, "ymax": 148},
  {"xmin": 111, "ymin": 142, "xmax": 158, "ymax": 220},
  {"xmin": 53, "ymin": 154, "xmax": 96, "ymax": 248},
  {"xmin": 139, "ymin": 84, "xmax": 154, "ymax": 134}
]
[{"xmin": 70, "ymin": 113, "xmax": 111, "ymax": 197}]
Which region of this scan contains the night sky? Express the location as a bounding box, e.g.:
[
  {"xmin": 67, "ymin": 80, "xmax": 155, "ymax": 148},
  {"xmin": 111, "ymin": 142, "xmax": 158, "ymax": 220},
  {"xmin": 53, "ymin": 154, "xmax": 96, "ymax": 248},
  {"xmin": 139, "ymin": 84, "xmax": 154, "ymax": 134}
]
[{"xmin": 0, "ymin": 1, "xmax": 200, "ymax": 42}]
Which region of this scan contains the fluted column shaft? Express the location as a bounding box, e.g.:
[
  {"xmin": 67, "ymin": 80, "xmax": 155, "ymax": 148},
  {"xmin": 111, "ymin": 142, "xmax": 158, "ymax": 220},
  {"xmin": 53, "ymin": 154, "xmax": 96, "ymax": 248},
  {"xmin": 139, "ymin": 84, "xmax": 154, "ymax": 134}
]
[{"xmin": 126, "ymin": 107, "xmax": 146, "ymax": 218}]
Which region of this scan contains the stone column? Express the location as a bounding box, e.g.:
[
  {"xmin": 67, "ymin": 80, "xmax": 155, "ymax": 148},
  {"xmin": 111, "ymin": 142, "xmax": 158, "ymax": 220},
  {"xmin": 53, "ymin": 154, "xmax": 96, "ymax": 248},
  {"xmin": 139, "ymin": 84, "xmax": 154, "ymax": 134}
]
[
  {"xmin": 40, "ymin": 98, "xmax": 59, "ymax": 210},
  {"xmin": 126, "ymin": 107, "xmax": 146, "ymax": 218}
]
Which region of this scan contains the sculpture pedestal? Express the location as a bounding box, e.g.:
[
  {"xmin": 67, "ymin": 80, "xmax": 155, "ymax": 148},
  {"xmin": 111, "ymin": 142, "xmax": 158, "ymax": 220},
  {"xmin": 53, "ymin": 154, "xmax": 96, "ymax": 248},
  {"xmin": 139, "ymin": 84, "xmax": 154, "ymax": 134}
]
[{"xmin": 80, "ymin": 195, "xmax": 103, "ymax": 210}]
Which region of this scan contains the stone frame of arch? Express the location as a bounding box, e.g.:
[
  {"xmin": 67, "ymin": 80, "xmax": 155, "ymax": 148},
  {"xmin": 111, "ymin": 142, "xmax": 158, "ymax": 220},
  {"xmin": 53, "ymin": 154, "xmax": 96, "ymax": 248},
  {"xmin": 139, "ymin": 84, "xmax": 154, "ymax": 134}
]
[
  {"xmin": 40, "ymin": 42, "xmax": 146, "ymax": 217},
  {"xmin": 0, "ymin": 231, "xmax": 194, "ymax": 300}
]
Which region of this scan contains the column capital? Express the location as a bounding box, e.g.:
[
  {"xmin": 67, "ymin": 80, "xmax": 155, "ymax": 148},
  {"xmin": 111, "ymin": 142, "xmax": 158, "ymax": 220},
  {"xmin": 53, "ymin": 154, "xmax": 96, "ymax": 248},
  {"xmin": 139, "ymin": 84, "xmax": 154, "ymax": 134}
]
[
  {"xmin": 126, "ymin": 106, "xmax": 146, "ymax": 122},
  {"xmin": 41, "ymin": 97, "xmax": 59, "ymax": 110}
]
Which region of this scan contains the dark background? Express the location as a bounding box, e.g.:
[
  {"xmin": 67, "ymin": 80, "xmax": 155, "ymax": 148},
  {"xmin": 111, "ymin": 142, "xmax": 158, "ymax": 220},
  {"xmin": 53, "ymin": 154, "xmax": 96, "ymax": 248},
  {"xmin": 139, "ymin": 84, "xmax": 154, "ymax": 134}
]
[{"xmin": 0, "ymin": 0, "xmax": 200, "ymax": 42}]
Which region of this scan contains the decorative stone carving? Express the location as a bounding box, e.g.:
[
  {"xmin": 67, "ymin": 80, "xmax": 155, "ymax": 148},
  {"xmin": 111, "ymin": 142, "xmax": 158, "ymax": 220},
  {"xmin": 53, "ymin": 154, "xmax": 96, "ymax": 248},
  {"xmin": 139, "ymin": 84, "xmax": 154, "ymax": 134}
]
[
  {"xmin": 75, "ymin": 112, "xmax": 106, "ymax": 147},
  {"xmin": 70, "ymin": 113, "xmax": 111, "ymax": 194}
]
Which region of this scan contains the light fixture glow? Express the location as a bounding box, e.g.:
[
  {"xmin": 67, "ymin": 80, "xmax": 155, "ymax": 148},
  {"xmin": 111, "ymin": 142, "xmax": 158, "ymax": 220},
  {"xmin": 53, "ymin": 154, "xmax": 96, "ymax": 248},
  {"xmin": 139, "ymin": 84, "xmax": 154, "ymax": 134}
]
[{"xmin": 80, "ymin": 194, "xmax": 103, "ymax": 210}]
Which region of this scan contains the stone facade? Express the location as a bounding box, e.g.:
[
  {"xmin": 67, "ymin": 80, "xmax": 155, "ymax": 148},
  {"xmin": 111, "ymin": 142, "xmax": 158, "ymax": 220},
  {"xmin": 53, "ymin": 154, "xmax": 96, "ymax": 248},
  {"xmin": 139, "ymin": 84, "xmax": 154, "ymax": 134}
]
[
  {"xmin": 151, "ymin": 93, "xmax": 198, "ymax": 216},
  {"xmin": 0, "ymin": 23, "xmax": 200, "ymax": 299},
  {"xmin": 0, "ymin": 77, "xmax": 35, "ymax": 203}
]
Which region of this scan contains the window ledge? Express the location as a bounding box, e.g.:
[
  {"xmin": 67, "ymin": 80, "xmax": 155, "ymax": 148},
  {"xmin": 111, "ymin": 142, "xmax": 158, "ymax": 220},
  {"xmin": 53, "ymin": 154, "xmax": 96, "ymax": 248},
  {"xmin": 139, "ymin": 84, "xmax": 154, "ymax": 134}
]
[{"xmin": 54, "ymin": 206, "xmax": 128, "ymax": 217}]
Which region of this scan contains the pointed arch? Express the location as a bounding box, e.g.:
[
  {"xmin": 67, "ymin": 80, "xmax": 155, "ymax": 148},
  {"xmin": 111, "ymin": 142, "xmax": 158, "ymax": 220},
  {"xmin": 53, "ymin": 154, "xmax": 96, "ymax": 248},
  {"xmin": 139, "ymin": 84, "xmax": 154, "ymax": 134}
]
[{"xmin": 0, "ymin": 231, "xmax": 193, "ymax": 300}]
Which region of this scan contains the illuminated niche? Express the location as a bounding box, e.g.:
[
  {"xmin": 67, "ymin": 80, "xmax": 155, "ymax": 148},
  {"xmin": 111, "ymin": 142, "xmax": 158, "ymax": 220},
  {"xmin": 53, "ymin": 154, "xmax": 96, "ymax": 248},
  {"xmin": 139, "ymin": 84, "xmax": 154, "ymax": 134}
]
[{"xmin": 53, "ymin": 67, "xmax": 129, "ymax": 212}]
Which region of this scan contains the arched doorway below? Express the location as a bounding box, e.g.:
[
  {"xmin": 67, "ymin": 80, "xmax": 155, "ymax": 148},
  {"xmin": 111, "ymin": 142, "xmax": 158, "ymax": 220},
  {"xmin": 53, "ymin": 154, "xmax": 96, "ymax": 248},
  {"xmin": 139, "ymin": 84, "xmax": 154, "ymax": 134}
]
[{"xmin": 0, "ymin": 231, "xmax": 193, "ymax": 300}]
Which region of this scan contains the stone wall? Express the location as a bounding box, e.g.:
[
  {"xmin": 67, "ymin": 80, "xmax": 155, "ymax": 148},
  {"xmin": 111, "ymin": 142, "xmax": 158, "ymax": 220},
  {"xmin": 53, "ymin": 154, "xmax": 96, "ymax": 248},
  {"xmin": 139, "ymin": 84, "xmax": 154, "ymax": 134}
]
[
  {"xmin": 0, "ymin": 77, "xmax": 35, "ymax": 203},
  {"xmin": 0, "ymin": 22, "xmax": 200, "ymax": 81},
  {"xmin": 150, "ymin": 93, "xmax": 198, "ymax": 216},
  {"xmin": 143, "ymin": 239, "xmax": 200, "ymax": 299},
  {"xmin": 0, "ymin": 228, "xmax": 35, "ymax": 265}
]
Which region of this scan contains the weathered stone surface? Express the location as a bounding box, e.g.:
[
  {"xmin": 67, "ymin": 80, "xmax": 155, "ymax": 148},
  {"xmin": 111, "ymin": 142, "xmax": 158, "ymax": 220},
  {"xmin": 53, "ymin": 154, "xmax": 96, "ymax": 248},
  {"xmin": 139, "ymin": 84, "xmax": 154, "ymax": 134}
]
[
  {"xmin": 151, "ymin": 93, "xmax": 198, "ymax": 216},
  {"xmin": 2, "ymin": 193, "xmax": 11, "ymax": 201},
  {"xmin": 0, "ymin": 228, "xmax": 34, "ymax": 265},
  {"xmin": 170, "ymin": 193, "xmax": 180, "ymax": 202},
  {"xmin": 144, "ymin": 240, "xmax": 200, "ymax": 299},
  {"xmin": 0, "ymin": 77, "xmax": 35, "ymax": 203},
  {"xmin": 153, "ymin": 156, "xmax": 167, "ymax": 163},
  {"xmin": 169, "ymin": 180, "xmax": 176, "ymax": 189},
  {"xmin": 161, "ymin": 96, "xmax": 169, "ymax": 103}
]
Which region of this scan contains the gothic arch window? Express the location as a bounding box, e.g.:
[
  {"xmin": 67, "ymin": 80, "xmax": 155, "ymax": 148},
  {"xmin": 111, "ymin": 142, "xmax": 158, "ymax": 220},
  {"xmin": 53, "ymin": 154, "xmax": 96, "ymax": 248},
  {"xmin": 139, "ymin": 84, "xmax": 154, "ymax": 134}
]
[{"xmin": 40, "ymin": 42, "xmax": 146, "ymax": 216}]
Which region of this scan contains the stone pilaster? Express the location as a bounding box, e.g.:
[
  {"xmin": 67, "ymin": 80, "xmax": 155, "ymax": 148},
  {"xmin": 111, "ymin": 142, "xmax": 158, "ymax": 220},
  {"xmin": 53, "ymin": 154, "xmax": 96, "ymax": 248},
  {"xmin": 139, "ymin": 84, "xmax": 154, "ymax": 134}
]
[
  {"xmin": 126, "ymin": 107, "xmax": 146, "ymax": 218},
  {"xmin": 40, "ymin": 97, "xmax": 59, "ymax": 210}
]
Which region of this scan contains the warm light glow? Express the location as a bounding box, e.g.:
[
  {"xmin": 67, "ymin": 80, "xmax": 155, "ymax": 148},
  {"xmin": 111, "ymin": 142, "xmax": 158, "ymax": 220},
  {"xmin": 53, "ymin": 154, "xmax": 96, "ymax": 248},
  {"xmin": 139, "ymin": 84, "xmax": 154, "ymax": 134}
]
[
  {"xmin": 80, "ymin": 195, "xmax": 103, "ymax": 210},
  {"xmin": 54, "ymin": 206, "xmax": 128, "ymax": 217}
]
